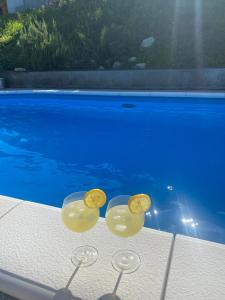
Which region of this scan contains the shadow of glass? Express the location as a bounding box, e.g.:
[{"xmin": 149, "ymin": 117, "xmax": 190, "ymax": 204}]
[
  {"xmin": 53, "ymin": 288, "xmax": 83, "ymax": 300},
  {"xmin": 98, "ymin": 294, "xmax": 122, "ymax": 300}
]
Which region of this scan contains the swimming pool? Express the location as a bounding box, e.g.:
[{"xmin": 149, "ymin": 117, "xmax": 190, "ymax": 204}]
[{"xmin": 0, "ymin": 91, "xmax": 225, "ymax": 244}]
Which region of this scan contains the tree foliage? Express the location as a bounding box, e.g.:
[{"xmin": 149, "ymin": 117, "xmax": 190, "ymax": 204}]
[{"xmin": 0, "ymin": 0, "xmax": 225, "ymax": 71}]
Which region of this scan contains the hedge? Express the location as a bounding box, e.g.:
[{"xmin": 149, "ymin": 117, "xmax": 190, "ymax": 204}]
[{"xmin": 0, "ymin": 0, "xmax": 225, "ymax": 71}]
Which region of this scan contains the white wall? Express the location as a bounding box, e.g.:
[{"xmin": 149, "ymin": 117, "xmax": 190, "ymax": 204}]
[{"xmin": 7, "ymin": 0, "xmax": 24, "ymax": 13}]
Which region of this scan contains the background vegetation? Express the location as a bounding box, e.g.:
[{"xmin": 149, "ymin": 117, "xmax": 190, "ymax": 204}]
[{"xmin": 0, "ymin": 0, "xmax": 225, "ymax": 71}]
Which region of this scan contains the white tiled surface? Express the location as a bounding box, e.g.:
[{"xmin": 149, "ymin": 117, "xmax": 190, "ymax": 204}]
[
  {"xmin": 165, "ymin": 235, "xmax": 225, "ymax": 300},
  {"xmin": 1, "ymin": 196, "xmax": 225, "ymax": 300},
  {"xmin": 0, "ymin": 195, "xmax": 22, "ymax": 218},
  {"xmin": 0, "ymin": 199, "xmax": 173, "ymax": 300}
]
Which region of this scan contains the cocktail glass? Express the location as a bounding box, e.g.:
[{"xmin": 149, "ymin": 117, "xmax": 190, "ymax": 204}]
[
  {"xmin": 98, "ymin": 194, "xmax": 151, "ymax": 299},
  {"xmin": 61, "ymin": 189, "xmax": 106, "ymax": 288}
]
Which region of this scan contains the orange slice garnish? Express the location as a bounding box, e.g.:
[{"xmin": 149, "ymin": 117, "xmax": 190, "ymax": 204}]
[
  {"xmin": 128, "ymin": 194, "xmax": 151, "ymax": 214},
  {"xmin": 84, "ymin": 189, "xmax": 106, "ymax": 208}
]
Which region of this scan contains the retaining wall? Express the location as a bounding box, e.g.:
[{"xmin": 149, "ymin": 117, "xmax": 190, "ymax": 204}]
[{"xmin": 1, "ymin": 68, "xmax": 225, "ymax": 90}]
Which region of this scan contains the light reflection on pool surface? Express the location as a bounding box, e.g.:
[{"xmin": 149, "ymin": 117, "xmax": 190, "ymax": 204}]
[{"xmin": 0, "ymin": 92, "xmax": 225, "ymax": 244}]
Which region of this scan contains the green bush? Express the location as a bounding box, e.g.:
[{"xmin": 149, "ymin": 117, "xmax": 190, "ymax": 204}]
[
  {"xmin": 0, "ymin": 19, "xmax": 23, "ymax": 70},
  {"xmin": 0, "ymin": 0, "xmax": 225, "ymax": 71},
  {"xmin": 17, "ymin": 17, "xmax": 70, "ymax": 70},
  {"xmin": 0, "ymin": 20, "xmax": 23, "ymax": 43}
]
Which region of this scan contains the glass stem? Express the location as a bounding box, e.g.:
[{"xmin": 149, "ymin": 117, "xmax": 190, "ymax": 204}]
[
  {"xmin": 112, "ymin": 270, "xmax": 123, "ymax": 295},
  {"xmin": 65, "ymin": 262, "xmax": 82, "ymax": 289}
]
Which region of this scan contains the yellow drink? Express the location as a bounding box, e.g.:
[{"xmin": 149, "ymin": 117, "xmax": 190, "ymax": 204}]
[
  {"xmin": 62, "ymin": 200, "xmax": 99, "ymax": 232},
  {"xmin": 106, "ymin": 205, "xmax": 144, "ymax": 238}
]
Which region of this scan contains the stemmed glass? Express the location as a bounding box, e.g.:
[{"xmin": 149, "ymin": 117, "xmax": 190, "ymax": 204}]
[
  {"xmin": 98, "ymin": 194, "xmax": 151, "ymax": 299},
  {"xmin": 61, "ymin": 189, "xmax": 106, "ymax": 289}
]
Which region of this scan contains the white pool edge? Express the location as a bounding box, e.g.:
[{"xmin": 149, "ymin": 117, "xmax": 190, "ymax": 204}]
[
  {"xmin": 0, "ymin": 197, "xmax": 225, "ymax": 300},
  {"xmin": 1, "ymin": 90, "xmax": 225, "ymax": 99}
]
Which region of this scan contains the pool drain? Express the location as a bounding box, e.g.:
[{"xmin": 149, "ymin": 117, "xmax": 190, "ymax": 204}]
[{"xmin": 121, "ymin": 103, "xmax": 136, "ymax": 108}]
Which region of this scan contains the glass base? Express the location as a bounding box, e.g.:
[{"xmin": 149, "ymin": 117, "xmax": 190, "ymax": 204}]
[
  {"xmin": 71, "ymin": 245, "xmax": 98, "ymax": 268},
  {"xmin": 112, "ymin": 250, "xmax": 141, "ymax": 274}
]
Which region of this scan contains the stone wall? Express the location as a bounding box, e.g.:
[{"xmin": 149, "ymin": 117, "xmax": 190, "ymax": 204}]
[{"xmin": 1, "ymin": 68, "xmax": 225, "ymax": 90}]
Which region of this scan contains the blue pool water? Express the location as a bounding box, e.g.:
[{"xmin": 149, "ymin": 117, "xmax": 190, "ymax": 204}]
[{"xmin": 0, "ymin": 91, "xmax": 225, "ymax": 244}]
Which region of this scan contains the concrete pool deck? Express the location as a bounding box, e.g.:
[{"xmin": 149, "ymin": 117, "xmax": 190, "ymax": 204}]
[{"xmin": 0, "ymin": 196, "xmax": 224, "ymax": 300}]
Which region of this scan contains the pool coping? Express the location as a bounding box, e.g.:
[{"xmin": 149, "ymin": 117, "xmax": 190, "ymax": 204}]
[
  {"xmin": 0, "ymin": 196, "xmax": 225, "ymax": 299},
  {"xmin": 0, "ymin": 195, "xmax": 173, "ymax": 300},
  {"xmin": 0, "ymin": 89, "xmax": 225, "ymax": 99}
]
